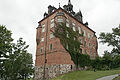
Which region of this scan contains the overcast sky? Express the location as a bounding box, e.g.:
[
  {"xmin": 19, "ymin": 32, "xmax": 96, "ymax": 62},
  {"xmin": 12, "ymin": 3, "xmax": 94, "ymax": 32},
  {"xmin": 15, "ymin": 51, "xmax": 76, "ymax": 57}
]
[{"xmin": 0, "ymin": 0, "xmax": 120, "ymax": 63}]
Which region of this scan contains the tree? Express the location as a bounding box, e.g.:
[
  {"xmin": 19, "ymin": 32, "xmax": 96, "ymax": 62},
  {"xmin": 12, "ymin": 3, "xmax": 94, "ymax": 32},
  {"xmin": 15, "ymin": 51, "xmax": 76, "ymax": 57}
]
[
  {"xmin": 0, "ymin": 25, "xmax": 13, "ymax": 79},
  {"xmin": 78, "ymin": 54, "xmax": 91, "ymax": 69},
  {"xmin": 101, "ymin": 51, "xmax": 113, "ymax": 70},
  {"xmin": 5, "ymin": 38, "xmax": 34, "ymax": 80},
  {"xmin": 99, "ymin": 25, "xmax": 120, "ymax": 54},
  {"xmin": 0, "ymin": 25, "xmax": 34, "ymax": 80},
  {"xmin": 53, "ymin": 22, "xmax": 88, "ymax": 70},
  {"xmin": 112, "ymin": 55, "xmax": 120, "ymax": 68}
]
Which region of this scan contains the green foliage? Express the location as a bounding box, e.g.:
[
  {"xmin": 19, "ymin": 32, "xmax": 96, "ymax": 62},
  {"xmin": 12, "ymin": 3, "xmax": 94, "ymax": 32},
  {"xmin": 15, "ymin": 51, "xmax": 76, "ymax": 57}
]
[
  {"xmin": 0, "ymin": 25, "xmax": 13, "ymax": 79},
  {"xmin": 91, "ymin": 51, "xmax": 120, "ymax": 70},
  {"xmin": 95, "ymin": 25, "xmax": 120, "ymax": 70},
  {"xmin": 78, "ymin": 54, "xmax": 91, "ymax": 68},
  {"xmin": 0, "ymin": 25, "xmax": 34, "ymax": 80},
  {"xmin": 99, "ymin": 25, "xmax": 120, "ymax": 54},
  {"xmin": 53, "ymin": 22, "xmax": 91, "ymax": 69}
]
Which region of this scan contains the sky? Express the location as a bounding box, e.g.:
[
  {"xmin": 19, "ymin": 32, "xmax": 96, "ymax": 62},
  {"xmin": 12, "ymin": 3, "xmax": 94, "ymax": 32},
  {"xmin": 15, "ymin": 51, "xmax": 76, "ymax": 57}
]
[{"xmin": 0, "ymin": 0, "xmax": 120, "ymax": 63}]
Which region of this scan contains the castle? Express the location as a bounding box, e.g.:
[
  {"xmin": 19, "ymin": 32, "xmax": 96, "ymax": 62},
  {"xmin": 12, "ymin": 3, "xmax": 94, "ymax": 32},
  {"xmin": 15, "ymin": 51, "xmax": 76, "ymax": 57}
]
[{"xmin": 35, "ymin": 0, "xmax": 98, "ymax": 80}]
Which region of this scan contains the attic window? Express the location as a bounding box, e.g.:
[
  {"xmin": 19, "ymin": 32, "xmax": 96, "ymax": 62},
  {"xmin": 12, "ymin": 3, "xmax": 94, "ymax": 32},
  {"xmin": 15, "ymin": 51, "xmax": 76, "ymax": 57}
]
[
  {"xmin": 56, "ymin": 12, "xmax": 64, "ymax": 16},
  {"xmin": 57, "ymin": 18, "xmax": 63, "ymax": 22}
]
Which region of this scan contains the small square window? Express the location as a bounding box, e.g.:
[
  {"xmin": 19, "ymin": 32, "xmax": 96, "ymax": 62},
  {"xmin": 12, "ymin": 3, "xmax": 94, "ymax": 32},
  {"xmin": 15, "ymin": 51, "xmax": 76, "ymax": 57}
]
[{"xmin": 50, "ymin": 33, "xmax": 54, "ymax": 39}]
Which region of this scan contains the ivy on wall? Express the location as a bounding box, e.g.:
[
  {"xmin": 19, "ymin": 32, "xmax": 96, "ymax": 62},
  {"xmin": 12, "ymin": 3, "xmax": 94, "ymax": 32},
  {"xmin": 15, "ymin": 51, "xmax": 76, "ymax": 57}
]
[{"xmin": 52, "ymin": 22, "xmax": 91, "ymax": 70}]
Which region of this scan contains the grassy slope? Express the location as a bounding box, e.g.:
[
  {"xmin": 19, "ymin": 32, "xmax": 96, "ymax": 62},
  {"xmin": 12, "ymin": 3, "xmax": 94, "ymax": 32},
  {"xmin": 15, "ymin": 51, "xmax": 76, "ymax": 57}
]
[{"xmin": 51, "ymin": 70, "xmax": 120, "ymax": 80}]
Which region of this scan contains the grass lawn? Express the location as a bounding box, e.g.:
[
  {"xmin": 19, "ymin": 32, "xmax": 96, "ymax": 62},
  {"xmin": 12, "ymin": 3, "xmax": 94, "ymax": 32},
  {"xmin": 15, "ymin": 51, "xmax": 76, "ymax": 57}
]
[{"xmin": 51, "ymin": 70, "xmax": 120, "ymax": 80}]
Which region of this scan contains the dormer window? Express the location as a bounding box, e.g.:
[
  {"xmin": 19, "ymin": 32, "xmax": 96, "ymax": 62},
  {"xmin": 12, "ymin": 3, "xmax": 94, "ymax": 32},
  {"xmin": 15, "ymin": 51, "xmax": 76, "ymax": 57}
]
[{"xmin": 57, "ymin": 18, "xmax": 63, "ymax": 22}]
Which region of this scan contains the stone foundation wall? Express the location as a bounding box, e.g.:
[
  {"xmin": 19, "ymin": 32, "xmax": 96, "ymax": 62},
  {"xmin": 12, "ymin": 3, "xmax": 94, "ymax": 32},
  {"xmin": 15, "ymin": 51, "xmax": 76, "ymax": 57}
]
[{"xmin": 34, "ymin": 64, "xmax": 75, "ymax": 80}]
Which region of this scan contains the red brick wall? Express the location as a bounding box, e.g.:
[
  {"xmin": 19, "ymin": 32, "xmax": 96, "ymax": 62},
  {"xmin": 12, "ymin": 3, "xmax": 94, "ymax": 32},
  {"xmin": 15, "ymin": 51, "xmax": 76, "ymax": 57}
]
[{"xmin": 35, "ymin": 9, "xmax": 98, "ymax": 66}]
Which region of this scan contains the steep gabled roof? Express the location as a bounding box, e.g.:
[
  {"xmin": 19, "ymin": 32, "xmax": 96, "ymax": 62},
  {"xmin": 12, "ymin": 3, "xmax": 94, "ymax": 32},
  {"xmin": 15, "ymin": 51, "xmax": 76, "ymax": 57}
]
[{"xmin": 38, "ymin": 8, "xmax": 96, "ymax": 33}]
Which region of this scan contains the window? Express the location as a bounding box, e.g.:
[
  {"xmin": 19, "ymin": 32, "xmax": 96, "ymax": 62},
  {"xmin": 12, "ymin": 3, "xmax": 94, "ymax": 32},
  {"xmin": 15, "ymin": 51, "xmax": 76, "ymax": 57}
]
[
  {"xmin": 66, "ymin": 33, "xmax": 69, "ymax": 38},
  {"xmin": 41, "ymin": 47, "xmax": 43, "ymax": 54},
  {"xmin": 80, "ymin": 48, "xmax": 82, "ymax": 53},
  {"xmin": 72, "ymin": 23, "xmax": 76, "ymax": 31},
  {"xmin": 93, "ymin": 44, "xmax": 95, "ymax": 49},
  {"xmin": 92, "ymin": 35, "xmax": 94, "ymax": 39},
  {"xmin": 89, "ymin": 43, "xmax": 91, "ymax": 48},
  {"xmin": 78, "ymin": 26, "xmax": 81, "ymax": 33},
  {"xmin": 80, "ymin": 39, "xmax": 82, "ymax": 43},
  {"xmin": 57, "ymin": 18, "xmax": 63, "ymax": 22},
  {"xmin": 49, "ymin": 44, "xmax": 53, "ymax": 51},
  {"xmin": 50, "ymin": 33, "xmax": 54, "ymax": 39},
  {"xmin": 41, "ymin": 37, "xmax": 44, "ymax": 42},
  {"xmin": 83, "ymin": 30, "xmax": 86, "ymax": 36},
  {"xmin": 85, "ymin": 49, "xmax": 87, "ymax": 54},
  {"xmin": 74, "ymin": 37, "xmax": 76, "ymax": 40},
  {"xmin": 42, "ymin": 24, "xmax": 45, "ymax": 32},
  {"xmin": 66, "ymin": 19, "xmax": 69, "ymax": 27},
  {"xmin": 88, "ymin": 32, "xmax": 90, "ymax": 39},
  {"xmin": 50, "ymin": 19, "xmax": 54, "ymax": 28},
  {"xmin": 66, "ymin": 44, "xmax": 68, "ymax": 50},
  {"xmin": 90, "ymin": 51, "xmax": 92, "ymax": 57},
  {"xmin": 94, "ymin": 53, "xmax": 96, "ymax": 57},
  {"xmin": 84, "ymin": 40, "xmax": 86, "ymax": 46}
]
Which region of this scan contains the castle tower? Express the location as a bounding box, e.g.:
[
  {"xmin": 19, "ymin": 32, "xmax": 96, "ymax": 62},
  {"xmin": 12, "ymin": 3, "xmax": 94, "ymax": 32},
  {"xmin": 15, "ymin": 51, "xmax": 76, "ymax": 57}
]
[{"xmin": 35, "ymin": 0, "xmax": 98, "ymax": 80}]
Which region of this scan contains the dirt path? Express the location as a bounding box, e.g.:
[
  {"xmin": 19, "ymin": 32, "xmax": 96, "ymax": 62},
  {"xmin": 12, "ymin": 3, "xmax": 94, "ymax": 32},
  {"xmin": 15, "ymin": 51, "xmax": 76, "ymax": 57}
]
[{"xmin": 96, "ymin": 74, "xmax": 118, "ymax": 80}]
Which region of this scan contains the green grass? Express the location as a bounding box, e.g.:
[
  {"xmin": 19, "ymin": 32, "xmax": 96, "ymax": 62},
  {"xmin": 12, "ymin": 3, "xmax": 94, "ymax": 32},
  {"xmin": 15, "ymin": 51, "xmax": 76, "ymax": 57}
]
[
  {"xmin": 51, "ymin": 70, "xmax": 120, "ymax": 80},
  {"xmin": 113, "ymin": 76, "xmax": 120, "ymax": 80}
]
